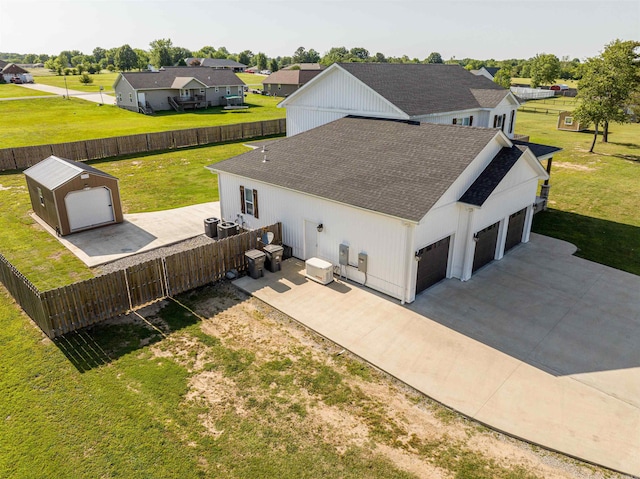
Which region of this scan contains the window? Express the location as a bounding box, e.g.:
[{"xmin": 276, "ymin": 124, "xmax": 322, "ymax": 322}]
[
  {"xmin": 180, "ymin": 89, "xmax": 190, "ymax": 98},
  {"xmin": 129, "ymin": 92, "xmax": 133, "ymax": 103},
  {"xmin": 564, "ymin": 116, "xmax": 574, "ymax": 126},
  {"xmin": 240, "ymin": 186, "xmax": 259, "ymax": 218},
  {"xmin": 215, "ymin": 86, "xmax": 219, "ymax": 93},
  {"xmin": 118, "ymin": 92, "xmax": 122, "ymax": 102},
  {"xmin": 452, "ymin": 117, "xmax": 471, "ymax": 126},
  {"xmin": 493, "ymin": 114, "xmax": 504, "ymax": 129},
  {"xmin": 226, "ymin": 87, "xmax": 231, "ymax": 95},
  {"xmin": 278, "ymin": 84, "xmax": 282, "ymax": 90},
  {"xmin": 199, "ymin": 88, "xmax": 205, "ymax": 95},
  {"xmin": 37, "ymin": 187, "xmax": 44, "ymax": 207}
]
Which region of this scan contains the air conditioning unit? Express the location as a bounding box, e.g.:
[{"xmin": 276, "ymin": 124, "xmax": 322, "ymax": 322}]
[{"xmin": 305, "ymin": 257, "xmax": 333, "ymax": 285}]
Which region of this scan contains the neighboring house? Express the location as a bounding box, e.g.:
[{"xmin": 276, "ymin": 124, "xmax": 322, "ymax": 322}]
[
  {"xmin": 185, "ymin": 58, "xmax": 247, "ymax": 72},
  {"xmin": 24, "ymin": 156, "xmax": 123, "ymax": 236},
  {"xmin": 471, "ymin": 66, "xmax": 500, "ymax": 81},
  {"xmin": 209, "ymin": 117, "xmax": 554, "ymax": 303},
  {"xmin": 245, "ymin": 66, "xmax": 261, "ymax": 74},
  {"xmin": 262, "ymin": 68, "xmax": 325, "ymax": 97},
  {"xmin": 2, "ymin": 63, "xmax": 33, "ymax": 83},
  {"xmin": 279, "ymin": 63, "xmax": 520, "ymax": 138},
  {"xmin": 283, "ymin": 63, "xmax": 325, "ymax": 70},
  {"xmin": 113, "ymin": 67, "xmax": 245, "ymax": 113},
  {"xmin": 557, "ymin": 111, "xmax": 588, "ymax": 131}
]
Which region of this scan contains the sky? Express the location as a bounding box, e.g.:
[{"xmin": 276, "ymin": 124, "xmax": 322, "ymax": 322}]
[{"xmin": 0, "ymin": 0, "xmax": 638, "ymax": 61}]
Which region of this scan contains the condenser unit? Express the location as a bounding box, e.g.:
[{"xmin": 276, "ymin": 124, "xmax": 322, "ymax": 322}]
[{"xmin": 305, "ymin": 257, "xmax": 333, "ymax": 285}]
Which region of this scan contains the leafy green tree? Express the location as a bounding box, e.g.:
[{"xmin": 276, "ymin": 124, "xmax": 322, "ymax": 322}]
[
  {"xmin": 269, "ymin": 58, "xmax": 279, "ymax": 72},
  {"xmin": 195, "ymin": 46, "xmax": 216, "ymax": 58},
  {"xmin": 172, "ymin": 46, "xmax": 192, "ymax": 65},
  {"xmin": 529, "ymin": 53, "xmax": 560, "ymax": 87},
  {"xmin": 212, "ymin": 46, "xmax": 230, "ymax": 59},
  {"xmin": 134, "ymin": 49, "xmax": 149, "ymax": 71},
  {"xmin": 350, "ymin": 47, "xmax": 369, "ymax": 61},
  {"xmin": 114, "ymin": 44, "xmax": 138, "ymax": 71},
  {"xmin": 321, "ymin": 46, "xmax": 349, "ymax": 65},
  {"xmin": 425, "ymin": 52, "xmax": 443, "ymax": 64},
  {"xmin": 78, "ymin": 73, "xmax": 93, "ymax": 85},
  {"xmin": 92, "ymin": 47, "xmax": 106, "ymax": 63},
  {"xmin": 57, "ymin": 51, "xmax": 71, "ymax": 68},
  {"xmin": 373, "ymin": 52, "xmax": 387, "ymax": 63},
  {"xmin": 254, "ymin": 52, "xmax": 268, "ymax": 70},
  {"xmin": 293, "ymin": 46, "xmax": 320, "ymax": 63},
  {"xmin": 493, "ymin": 68, "xmax": 512, "ymax": 89},
  {"xmin": 149, "ymin": 38, "xmax": 174, "ymax": 67},
  {"xmin": 237, "ymin": 50, "xmax": 253, "ymax": 66}
]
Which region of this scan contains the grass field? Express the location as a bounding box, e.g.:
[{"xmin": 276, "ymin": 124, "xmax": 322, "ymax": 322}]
[
  {"xmin": 237, "ymin": 72, "xmax": 267, "ymax": 89},
  {"xmin": 0, "ymin": 84, "xmax": 52, "ymax": 99},
  {"xmin": 512, "ymin": 77, "xmax": 579, "ymax": 89},
  {"xmin": 28, "ymin": 68, "xmax": 119, "ymax": 93},
  {"xmin": 0, "ymin": 94, "xmax": 284, "ymax": 148}
]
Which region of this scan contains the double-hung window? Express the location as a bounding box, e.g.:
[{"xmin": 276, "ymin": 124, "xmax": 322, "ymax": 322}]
[{"xmin": 240, "ymin": 186, "xmax": 259, "ymax": 218}]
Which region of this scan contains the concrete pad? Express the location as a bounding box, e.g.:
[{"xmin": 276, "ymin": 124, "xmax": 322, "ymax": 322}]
[
  {"xmin": 234, "ymin": 235, "xmax": 640, "ymax": 476},
  {"xmin": 34, "ymin": 202, "xmax": 220, "ymax": 267}
]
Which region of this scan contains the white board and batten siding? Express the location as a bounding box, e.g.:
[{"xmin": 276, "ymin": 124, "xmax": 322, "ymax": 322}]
[
  {"xmin": 218, "ymin": 172, "xmax": 412, "ymax": 301},
  {"xmin": 285, "ymin": 67, "xmax": 406, "ymax": 137}
]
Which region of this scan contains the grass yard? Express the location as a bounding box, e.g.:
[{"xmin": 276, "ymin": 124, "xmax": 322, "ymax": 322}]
[
  {"xmin": 519, "ymin": 96, "xmax": 579, "ymax": 113},
  {"xmin": 0, "ymin": 84, "xmax": 52, "ymax": 99},
  {"xmin": 28, "ymin": 69, "xmax": 119, "ymax": 93},
  {"xmin": 0, "ymin": 279, "xmax": 614, "ymax": 479},
  {"xmin": 517, "ymin": 111, "xmax": 640, "ymax": 275},
  {"xmin": 512, "ymin": 77, "xmax": 579, "ymax": 89},
  {"xmin": 0, "ymin": 94, "xmax": 284, "ymax": 148},
  {"xmin": 237, "ymin": 72, "xmax": 267, "ymax": 89},
  {"xmin": 0, "ymin": 141, "xmax": 253, "ymax": 289}
]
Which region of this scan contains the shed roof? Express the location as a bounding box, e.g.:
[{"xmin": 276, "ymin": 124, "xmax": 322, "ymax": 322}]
[
  {"xmin": 24, "ymin": 155, "xmax": 116, "ymax": 190},
  {"xmin": 118, "ymin": 67, "xmax": 244, "ymax": 90},
  {"xmin": 335, "ymin": 63, "xmax": 511, "ymax": 117},
  {"xmin": 211, "ymin": 117, "xmax": 501, "ymax": 222},
  {"xmin": 262, "ymin": 69, "xmax": 323, "ymax": 86},
  {"xmin": 512, "ymin": 139, "xmax": 562, "ymax": 160}
]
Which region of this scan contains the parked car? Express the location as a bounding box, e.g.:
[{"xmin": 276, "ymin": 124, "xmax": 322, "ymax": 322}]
[
  {"xmin": 10, "ymin": 77, "xmax": 23, "ymax": 84},
  {"xmin": 550, "ymin": 84, "xmax": 569, "ymax": 91}
]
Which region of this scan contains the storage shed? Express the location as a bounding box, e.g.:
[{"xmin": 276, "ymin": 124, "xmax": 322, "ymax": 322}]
[
  {"xmin": 24, "ymin": 156, "xmax": 123, "ymax": 236},
  {"xmin": 557, "ymin": 111, "xmax": 588, "ymax": 131}
]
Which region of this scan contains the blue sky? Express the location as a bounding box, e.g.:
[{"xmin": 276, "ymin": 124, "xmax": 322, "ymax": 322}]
[{"xmin": 1, "ymin": 0, "xmax": 638, "ymax": 60}]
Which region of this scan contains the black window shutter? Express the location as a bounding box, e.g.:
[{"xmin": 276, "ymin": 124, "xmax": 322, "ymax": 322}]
[
  {"xmin": 252, "ymin": 189, "xmax": 259, "ymax": 219},
  {"xmin": 502, "ymin": 114, "xmax": 506, "ymax": 132},
  {"xmin": 493, "ymin": 115, "xmax": 498, "ymax": 128},
  {"xmin": 469, "ymin": 115, "xmax": 473, "ymax": 126},
  {"xmin": 240, "ymin": 186, "xmax": 246, "ymax": 214},
  {"xmin": 509, "ymin": 110, "xmax": 515, "ymax": 133},
  {"xmin": 452, "ymin": 118, "xmax": 457, "ymax": 125}
]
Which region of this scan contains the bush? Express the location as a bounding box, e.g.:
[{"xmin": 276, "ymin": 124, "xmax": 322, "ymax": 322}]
[
  {"xmin": 78, "ymin": 73, "xmax": 93, "ymax": 85},
  {"xmin": 64, "ymin": 68, "xmax": 71, "ymax": 76},
  {"xmin": 106, "ymin": 64, "xmax": 116, "ymax": 72}
]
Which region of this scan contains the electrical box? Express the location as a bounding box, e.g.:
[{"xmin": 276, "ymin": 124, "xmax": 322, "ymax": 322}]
[
  {"xmin": 339, "ymin": 244, "xmax": 349, "ymax": 266},
  {"xmin": 358, "ymin": 252, "xmax": 368, "ymax": 273}
]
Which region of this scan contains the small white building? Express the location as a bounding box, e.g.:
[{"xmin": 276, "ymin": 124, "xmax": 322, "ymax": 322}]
[
  {"xmin": 278, "ymin": 63, "xmax": 520, "ymax": 138},
  {"xmin": 209, "ymin": 117, "xmax": 551, "ymax": 303}
]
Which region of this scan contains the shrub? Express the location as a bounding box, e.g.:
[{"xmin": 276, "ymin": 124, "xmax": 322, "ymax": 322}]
[
  {"xmin": 64, "ymin": 68, "xmax": 71, "ymax": 76},
  {"xmin": 78, "ymin": 73, "xmax": 93, "ymax": 85}
]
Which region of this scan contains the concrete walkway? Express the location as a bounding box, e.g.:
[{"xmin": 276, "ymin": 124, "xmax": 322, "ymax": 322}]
[
  {"xmin": 33, "ymin": 202, "xmax": 220, "ymax": 267},
  {"xmin": 17, "ymin": 83, "xmax": 116, "ymax": 105},
  {"xmin": 234, "ymin": 234, "xmax": 640, "ymax": 476}
]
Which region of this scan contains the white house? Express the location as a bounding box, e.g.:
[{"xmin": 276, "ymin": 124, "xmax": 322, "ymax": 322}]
[
  {"xmin": 470, "ymin": 66, "xmax": 500, "ymax": 81},
  {"xmin": 209, "ymin": 117, "xmax": 551, "ymax": 303},
  {"xmin": 278, "ymin": 63, "xmax": 520, "ymax": 138}
]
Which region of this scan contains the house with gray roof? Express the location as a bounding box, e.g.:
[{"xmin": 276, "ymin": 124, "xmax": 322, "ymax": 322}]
[
  {"xmin": 279, "ymin": 62, "xmax": 520, "ymax": 138},
  {"xmin": 471, "ymin": 66, "xmax": 501, "ymax": 81},
  {"xmin": 113, "ymin": 67, "xmax": 245, "ymax": 113},
  {"xmin": 262, "ymin": 68, "xmax": 325, "ymax": 97},
  {"xmin": 185, "ymin": 58, "xmax": 247, "ymax": 72},
  {"xmin": 209, "ymin": 117, "xmax": 551, "ymax": 303}
]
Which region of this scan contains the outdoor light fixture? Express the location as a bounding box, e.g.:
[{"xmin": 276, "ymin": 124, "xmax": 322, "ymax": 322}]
[
  {"xmin": 317, "ymin": 223, "xmax": 323, "ymax": 232},
  {"xmin": 473, "ymin": 233, "xmax": 479, "ymax": 242}
]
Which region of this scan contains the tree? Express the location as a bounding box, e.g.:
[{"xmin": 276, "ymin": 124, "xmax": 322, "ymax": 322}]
[
  {"xmin": 212, "ymin": 47, "xmax": 230, "ymax": 59},
  {"xmin": 529, "ymin": 53, "xmax": 560, "ymax": 88},
  {"xmin": 373, "ymin": 52, "xmax": 387, "ymax": 63},
  {"xmin": 350, "ymin": 47, "xmax": 369, "ymax": 61},
  {"xmin": 320, "ymin": 46, "xmax": 349, "ymax": 65},
  {"xmin": 114, "ymin": 44, "xmax": 138, "ymax": 71},
  {"xmin": 493, "ymin": 68, "xmax": 512, "ymax": 89},
  {"xmin": 293, "ymin": 46, "xmax": 320, "ymax": 63},
  {"xmin": 172, "ymin": 46, "xmax": 192, "ymax": 65},
  {"xmin": 195, "ymin": 46, "xmax": 216, "ymax": 58},
  {"xmin": 575, "ymin": 40, "xmax": 640, "ymax": 149},
  {"xmin": 269, "ymin": 58, "xmax": 279, "ymax": 72},
  {"xmin": 78, "ymin": 73, "xmax": 93, "ymax": 85},
  {"xmin": 149, "ymin": 38, "xmax": 174, "ymax": 68},
  {"xmin": 92, "ymin": 47, "xmax": 106, "ymax": 63},
  {"xmin": 237, "ymin": 50, "xmax": 253, "ymax": 66},
  {"xmin": 134, "ymin": 49, "xmax": 149, "ymax": 71},
  {"xmin": 425, "ymin": 52, "xmax": 443, "ymax": 64},
  {"xmin": 254, "ymin": 52, "xmax": 268, "ymax": 71}
]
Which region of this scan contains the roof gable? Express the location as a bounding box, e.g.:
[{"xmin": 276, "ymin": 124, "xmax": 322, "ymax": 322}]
[
  {"xmin": 24, "ymin": 155, "xmax": 116, "ymax": 190},
  {"xmin": 211, "ymin": 117, "xmax": 499, "ymax": 222},
  {"xmin": 171, "ymin": 77, "xmax": 206, "ymax": 89},
  {"xmin": 2, "ymin": 63, "xmax": 28, "ymax": 74}
]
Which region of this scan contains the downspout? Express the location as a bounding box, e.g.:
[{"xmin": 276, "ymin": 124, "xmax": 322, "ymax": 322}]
[{"xmin": 401, "ymin": 222, "xmax": 414, "ymax": 305}]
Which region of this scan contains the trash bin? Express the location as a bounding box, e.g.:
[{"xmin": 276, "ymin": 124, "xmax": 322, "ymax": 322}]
[
  {"xmin": 263, "ymin": 244, "xmax": 284, "ymax": 273},
  {"xmin": 204, "ymin": 217, "xmax": 219, "ymax": 238},
  {"xmin": 245, "ymin": 249, "xmax": 266, "ymax": 279}
]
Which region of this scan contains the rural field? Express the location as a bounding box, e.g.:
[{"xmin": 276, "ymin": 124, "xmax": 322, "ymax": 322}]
[{"xmin": 0, "ymin": 86, "xmax": 638, "ymax": 478}]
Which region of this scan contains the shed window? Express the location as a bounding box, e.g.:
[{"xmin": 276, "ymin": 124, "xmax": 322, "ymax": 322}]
[
  {"xmin": 240, "ymin": 186, "xmax": 259, "ymax": 219},
  {"xmin": 452, "ymin": 117, "xmax": 471, "ymax": 126},
  {"xmin": 37, "ymin": 187, "xmax": 44, "ymax": 207},
  {"xmin": 493, "ymin": 114, "xmax": 504, "ymax": 129},
  {"xmin": 564, "ymin": 116, "xmax": 574, "ymax": 126}
]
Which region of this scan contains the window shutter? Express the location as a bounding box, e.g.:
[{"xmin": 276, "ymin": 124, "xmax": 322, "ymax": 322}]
[
  {"xmin": 509, "ymin": 110, "xmax": 515, "ymax": 133},
  {"xmin": 252, "ymin": 189, "xmax": 259, "ymax": 219},
  {"xmin": 493, "ymin": 115, "xmax": 498, "ymax": 128},
  {"xmin": 452, "ymin": 118, "xmax": 457, "ymax": 125},
  {"xmin": 240, "ymin": 186, "xmax": 246, "ymax": 214},
  {"xmin": 469, "ymin": 116, "xmax": 473, "ymax": 126},
  {"xmin": 502, "ymin": 114, "xmax": 506, "ymax": 132}
]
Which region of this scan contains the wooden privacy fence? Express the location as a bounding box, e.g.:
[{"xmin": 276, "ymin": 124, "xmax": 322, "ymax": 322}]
[
  {"xmin": 0, "ymin": 223, "xmax": 282, "ymax": 338},
  {"xmin": 0, "ymin": 119, "xmax": 286, "ymax": 171}
]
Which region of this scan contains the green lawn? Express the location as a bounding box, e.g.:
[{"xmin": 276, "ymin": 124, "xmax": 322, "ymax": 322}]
[
  {"xmin": 29, "ymin": 69, "xmax": 119, "ymax": 93},
  {"xmin": 518, "ymin": 112, "xmax": 640, "ymax": 275},
  {"xmin": 519, "ymin": 96, "xmax": 579, "ymax": 113},
  {"xmin": 0, "ymin": 84, "xmax": 52, "ymax": 99},
  {"xmin": 237, "ymin": 72, "xmax": 267, "ymax": 89},
  {"xmin": 0, "ymin": 94, "xmax": 285, "ymax": 148},
  {"xmin": 512, "ymin": 77, "xmax": 579, "ymax": 89}
]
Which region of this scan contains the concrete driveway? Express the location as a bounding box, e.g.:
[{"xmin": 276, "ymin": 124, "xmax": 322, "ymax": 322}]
[
  {"xmin": 33, "ymin": 202, "xmax": 220, "ymax": 267},
  {"xmin": 17, "ymin": 83, "xmax": 116, "ymax": 105},
  {"xmin": 234, "ymin": 233, "xmax": 640, "ymax": 476}
]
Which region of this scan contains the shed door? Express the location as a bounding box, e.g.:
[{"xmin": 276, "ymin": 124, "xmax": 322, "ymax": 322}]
[
  {"xmin": 304, "ymin": 219, "xmax": 318, "ymax": 259},
  {"xmin": 504, "ymin": 208, "xmax": 527, "ymax": 253},
  {"xmin": 65, "ymin": 187, "xmax": 114, "ymax": 232},
  {"xmin": 415, "ymin": 236, "xmax": 450, "ymax": 294},
  {"xmin": 472, "ymin": 222, "xmax": 499, "ymax": 273}
]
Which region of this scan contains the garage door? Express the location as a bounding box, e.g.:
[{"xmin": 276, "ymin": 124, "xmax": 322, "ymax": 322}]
[
  {"xmin": 472, "ymin": 222, "xmax": 499, "ymax": 273},
  {"xmin": 504, "ymin": 208, "xmax": 527, "ymax": 253},
  {"xmin": 65, "ymin": 187, "xmax": 114, "ymax": 232},
  {"xmin": 415, "ymin": 236, "xmax": 450, "ymax": 294}
]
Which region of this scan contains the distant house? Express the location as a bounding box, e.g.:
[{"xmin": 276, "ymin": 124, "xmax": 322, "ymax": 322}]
[
  {"xmin": 1, "ymin": 63, "xmax": 33, "ymax": 83},
  {"xmin": 557, "ymin": 111, "xmax": 588, "ymax": 131},
  {"xmin": 209, "ymin": 117, "xmax": 551, "ymax": 303},
  {"xmin": 283, "ymin": 63, "xmax": 325, "ymax": 71},
  {"xmin": 185, "ymin": 58, "xmax": 247, "ymax": 72},
  {"xmin": 279, "ymin": 62, "xmax": 521, "ymax": 138},
  {"xmin": 262, "ymin": 68, "xmax": 325, "ymax": 97},
  {"xmin": 24, "ymin": 156, "xmax": 123, "ymax": 236},
  {"xmin": 245, "ymin": 66, "xmax": 261, "ymax": 74},
  {"xmin": 113, "ymin": 67, "xmax": 246, "ymax": 113},
  {"xmin": 471, "ymin": 67, "xmax": 500, "ymax": 81}
]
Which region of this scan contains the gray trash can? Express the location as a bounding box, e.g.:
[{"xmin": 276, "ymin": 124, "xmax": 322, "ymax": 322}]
[
  {"xmin": 263, "ymin": 244, "xmax": 284, "ymax": 273},
  {"xmin": 245, "ymin": 249, "xmax": 266, "ymax": 279},
  {"xmin": 204, "ymin": 217, "xmax": 219, "ymax": 238}
]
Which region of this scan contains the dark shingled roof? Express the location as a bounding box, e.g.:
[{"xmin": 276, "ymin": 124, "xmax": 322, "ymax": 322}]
[
  {"xmin": 262, "ymin": 69, "xmax": 323, "ymax": 86},
  {"xmin": 459, "ymin": 145, "xmax": 527, "ymax": 207},
  {"xmin": 338, "ymin": 63, "xmax": 510, "ymax": 117},
  {"xmin": 212, "ymin": 117, "xmax": 500, "ymax": 222},
  {"xmin": 484, "ymin": 67, "xmax": 500, "ymax": 77},
  {"xmin": 2, "ymin": 63, "xmax": 28, "ymax": 74},
  {"xmin": 512, "ymin": 139, "xmax": 562, "ymax": 159},
  {"xmin": 119, "ymin": 67, "xmax": 244, "ymax": 90}
]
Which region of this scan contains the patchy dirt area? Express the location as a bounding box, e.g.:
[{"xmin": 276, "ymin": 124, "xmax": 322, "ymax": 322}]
[
  {"xmin": 131, "ymin": 282, "xmax": 628, "ymax": 479},
  {"xmin": 553, "ymin": 161, "xmax": 598, "ymax": 172}
]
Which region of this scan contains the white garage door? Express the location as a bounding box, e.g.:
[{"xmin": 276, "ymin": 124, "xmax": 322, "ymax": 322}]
[{"xmin": 65, "ymin": 187, "xmax": 114, "ymax": 232}]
